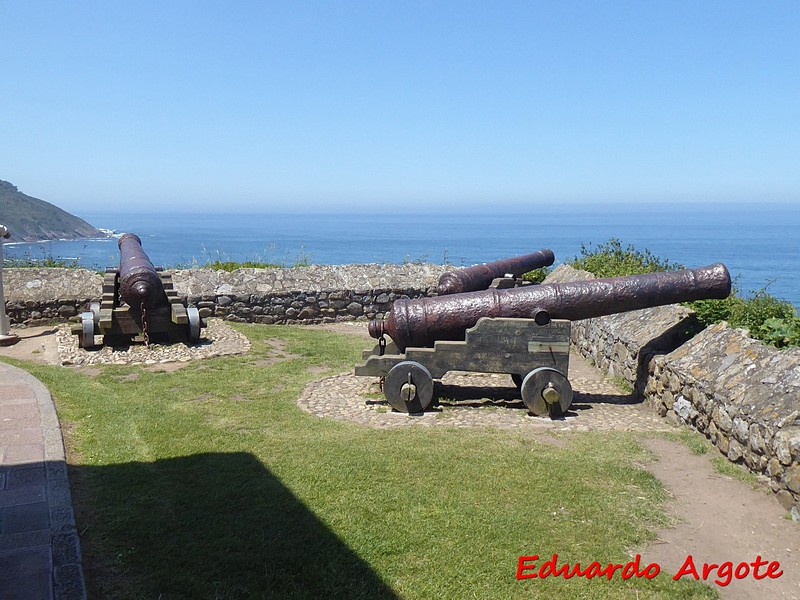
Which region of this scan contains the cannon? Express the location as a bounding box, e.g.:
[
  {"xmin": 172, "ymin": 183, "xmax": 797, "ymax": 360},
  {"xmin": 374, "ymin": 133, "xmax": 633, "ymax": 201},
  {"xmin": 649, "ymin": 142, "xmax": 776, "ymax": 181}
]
[
  {"xmin": 437, "ymin": 248, "xmax": 555, "ymax": 295},
  {"xmin": 72, "ymin": 233, "xmax": 204, "ymax": 348},
  {"xmin": 356, "ymin": 263, "xmax": 731, "ymax": 417}
]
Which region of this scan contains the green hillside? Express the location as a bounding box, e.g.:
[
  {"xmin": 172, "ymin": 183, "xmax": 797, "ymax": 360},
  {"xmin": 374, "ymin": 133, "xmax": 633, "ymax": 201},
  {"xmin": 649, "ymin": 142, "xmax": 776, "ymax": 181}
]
[{"xmin": 0, "ymin": 179, "xmax": 106, "ymax": 242}]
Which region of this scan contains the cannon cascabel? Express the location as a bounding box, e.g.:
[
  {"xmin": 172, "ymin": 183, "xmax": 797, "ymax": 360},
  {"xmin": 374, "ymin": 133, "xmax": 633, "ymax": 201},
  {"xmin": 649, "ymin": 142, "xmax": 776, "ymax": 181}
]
[
  {"xmin": 369, "ymin": 263, "xmax": 731, "ymax": 351},
  {"xmin": 437, "ymin": 248, "xmax": 555, "ymax": 295}
]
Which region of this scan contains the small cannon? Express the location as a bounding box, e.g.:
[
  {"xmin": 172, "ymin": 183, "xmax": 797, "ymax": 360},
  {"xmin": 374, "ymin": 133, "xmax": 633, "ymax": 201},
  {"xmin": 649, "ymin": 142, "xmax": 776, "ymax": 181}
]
[
  {"xmin": 72, "ymin": 233, "xmax": 203, "ymax": 348},
  {"xmin": 356, "ymin": 263, "xmax": 731, "ymax": 417},
  {"xmin": 437, "ymin": 248, "xmax": 555, "ymax": 295}
]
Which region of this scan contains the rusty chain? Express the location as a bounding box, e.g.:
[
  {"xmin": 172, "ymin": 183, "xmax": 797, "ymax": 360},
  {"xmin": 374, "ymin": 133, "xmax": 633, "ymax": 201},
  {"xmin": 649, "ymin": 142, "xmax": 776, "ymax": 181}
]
[
  {"xmin": 378, "ymin": 334, "xmax": 387, "ymax": 391},
  {"xmin": 141, "ymin": 301, "xmax": 150, "ymax": 348}
]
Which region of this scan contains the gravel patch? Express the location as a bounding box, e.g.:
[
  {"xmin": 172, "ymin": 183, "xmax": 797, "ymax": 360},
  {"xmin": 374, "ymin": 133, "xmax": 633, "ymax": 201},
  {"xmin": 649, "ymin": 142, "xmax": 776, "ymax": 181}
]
[{"xmin": 56, "ymin": 318, "xmax": 251, "ymax": 366}]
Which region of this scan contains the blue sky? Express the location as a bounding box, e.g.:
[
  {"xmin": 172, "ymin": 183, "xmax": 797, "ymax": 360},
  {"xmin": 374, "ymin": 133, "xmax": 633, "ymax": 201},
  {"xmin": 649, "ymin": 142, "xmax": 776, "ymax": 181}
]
[{"xmin": 2, "ymin": 1, "xmax": 798, "ymax": 212}]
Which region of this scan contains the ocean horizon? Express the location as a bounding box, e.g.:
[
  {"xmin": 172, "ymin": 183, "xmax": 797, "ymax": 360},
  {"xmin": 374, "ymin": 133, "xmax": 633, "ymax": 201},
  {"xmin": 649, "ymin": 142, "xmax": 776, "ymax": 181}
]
[{"xmin": 6, "ymin": 202, "xmax": 799, "ymax": 307}]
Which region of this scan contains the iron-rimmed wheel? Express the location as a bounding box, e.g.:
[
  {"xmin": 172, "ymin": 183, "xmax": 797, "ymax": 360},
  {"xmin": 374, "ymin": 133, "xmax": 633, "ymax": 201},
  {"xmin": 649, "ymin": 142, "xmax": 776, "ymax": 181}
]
[
  {"xmin": 78, "ymin": 312, "xmax": 96, "ymax": 349},
  {"xmin": 187, "ymin": 306, "xmax": 201, "ymax": 343},
  {"xmin": 89, "ymin": 301, "xmax": 101, "ymax": 324},
  {"xmin": 384, "ymin": 361, "xmax": 434, "ymax": 413},
  {"xmin": 520, "ymin": 367, "xmax": 572, "ymax": 417}
]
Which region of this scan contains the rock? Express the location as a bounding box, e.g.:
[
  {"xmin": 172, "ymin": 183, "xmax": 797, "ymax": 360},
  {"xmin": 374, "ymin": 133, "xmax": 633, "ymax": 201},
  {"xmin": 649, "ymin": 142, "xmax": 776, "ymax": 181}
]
[
  {"xmin": 58, "ymin": 305, "xmax": 76, "ymax": 317},
  {"xmin": 784, "ymin": 465, "xmax": 800, "ymax": 494},
  {"xmin": 728, "ymin": 439, "xmax": 744, "ymax": 462},
  {"xmin": 298, "ymin": 307, "xmax": 317, "ymax": 320},
  {"xmin": 673, "ymin": 396, "xmax": 692, "ymax": 421},
  {"xmin": 346, "ymin": 302, "xmax": 363, "ymax": 316}
]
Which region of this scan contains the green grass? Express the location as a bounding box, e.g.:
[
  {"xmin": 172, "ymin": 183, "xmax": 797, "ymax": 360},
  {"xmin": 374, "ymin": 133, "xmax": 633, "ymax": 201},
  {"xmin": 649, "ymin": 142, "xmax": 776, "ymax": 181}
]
[
  {"xmin": 659, "ymin": 430, "xmax": 712, "ymax": 456},
  {"xmin": 3, "ymin": 248, "xmax": 81, "ymax": 268},
  {"xmin": 175, "ymin": 247, "xmax": 312, "ymax": 270},
  {"xmin": 659, "ymin": 429, "xmax": 766, "ymax": 490},
  {"xmin": 4, "ymin": 325, "xmax": 717, "ymax": 599}
]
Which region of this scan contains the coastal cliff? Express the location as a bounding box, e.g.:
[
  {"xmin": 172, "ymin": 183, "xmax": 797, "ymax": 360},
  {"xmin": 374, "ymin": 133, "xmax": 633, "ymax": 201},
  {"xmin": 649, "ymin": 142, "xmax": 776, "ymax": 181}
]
[{"xmin": 0, "ymin": 179, "xmax": 107, "ymax": 242}]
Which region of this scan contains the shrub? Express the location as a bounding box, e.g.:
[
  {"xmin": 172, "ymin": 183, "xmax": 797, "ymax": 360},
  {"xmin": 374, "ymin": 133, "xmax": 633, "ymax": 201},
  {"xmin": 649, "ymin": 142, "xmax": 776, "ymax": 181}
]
[
  {"xmin": 572, "ymin": 238, "xmax": 799, "ymax": 349},
  {"xmin": 569, "ymin": 238, "xmax": 683, "ymax": 277},
  {"xmin": 758, "ymin": 317, "xmax": 800, "ymax": 348},
  {"xmin": 521, "ymin": 266, "xmax": 551, "ymax": 284}
]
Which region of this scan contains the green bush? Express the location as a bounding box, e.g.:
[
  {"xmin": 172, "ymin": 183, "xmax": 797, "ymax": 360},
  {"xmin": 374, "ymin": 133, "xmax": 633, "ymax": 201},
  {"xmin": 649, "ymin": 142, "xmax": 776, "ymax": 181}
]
[
  {"xmin": 569, "ymin": 238, "xmax": 683, "ymax": 277},
  {"xmin": 758, "ymin": 317, "xmax": 800, "ymax": 348},
  {"xmin": 571, "ymin": 238, "xmax": 799, "ymax": 349},
  {"xmin": 520, "ymin": 266, "xmax": 551, "ymax": 284},
  {"xmin": 729, "ymin": 290, "xmax": 796, "ymax": 331}
]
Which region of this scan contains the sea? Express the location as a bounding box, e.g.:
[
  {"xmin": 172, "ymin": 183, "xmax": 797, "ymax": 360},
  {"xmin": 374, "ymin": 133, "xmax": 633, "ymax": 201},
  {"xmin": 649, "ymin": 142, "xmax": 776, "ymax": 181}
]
[{"xmin": 5, "ymin": 202, "xmax": 800, "ymax": 307}]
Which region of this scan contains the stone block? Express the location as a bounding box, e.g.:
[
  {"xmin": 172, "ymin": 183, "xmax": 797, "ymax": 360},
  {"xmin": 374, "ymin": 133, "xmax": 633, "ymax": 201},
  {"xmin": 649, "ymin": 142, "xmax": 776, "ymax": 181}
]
[
  {"xmin": 298, "ymin": 307, "xmax": 318, "ymax": 320},
  {"xmin": 784, "ymin": 465, "xmax": 800, "ymax": 494},
  {"xmin": 57, "ymin": 305, "xmax": 77, "ymax": 318},
  {"xmin": 728, "ymin": 439, "xmax": 744, "ymax": 462},
  {"xmin": 775, "ymin": 489, "xmax": 796, "ymax": 511},
  {"xmin": 346, "ymin": 302, "xmax": 363, "ymax": 316}
]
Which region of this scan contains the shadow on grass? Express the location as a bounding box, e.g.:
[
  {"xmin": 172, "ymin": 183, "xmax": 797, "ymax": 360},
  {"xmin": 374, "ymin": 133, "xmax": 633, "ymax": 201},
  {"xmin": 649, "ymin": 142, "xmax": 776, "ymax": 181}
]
[{"xmin": 74, "ymin": 452, "xmax": 398, "ymax": 599}]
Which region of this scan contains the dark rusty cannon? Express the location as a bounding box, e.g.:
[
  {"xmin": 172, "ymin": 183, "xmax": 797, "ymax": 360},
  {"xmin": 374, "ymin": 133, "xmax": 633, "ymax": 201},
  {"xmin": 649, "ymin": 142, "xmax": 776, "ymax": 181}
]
[
  {"xmin": 437, "ymin": 248, "xmax": 555, "ymax": 295},
  {"xmin": 118, "ymin": 233, "xmax": 164, "ymax": 309},
  {"xmin": 356, "ymin": 263, "xmax": 731, "ymax": 417},
  {"xmin": 72, "ymin": 233, "xmax": 203, "ymax": 348}
]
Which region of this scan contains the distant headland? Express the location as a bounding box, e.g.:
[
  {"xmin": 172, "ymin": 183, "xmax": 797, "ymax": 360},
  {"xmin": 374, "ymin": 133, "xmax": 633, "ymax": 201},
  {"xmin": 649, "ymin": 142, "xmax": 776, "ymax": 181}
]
[{"xmin": 0, "ymin": 179, "xmax": 108, "ymax": 242}]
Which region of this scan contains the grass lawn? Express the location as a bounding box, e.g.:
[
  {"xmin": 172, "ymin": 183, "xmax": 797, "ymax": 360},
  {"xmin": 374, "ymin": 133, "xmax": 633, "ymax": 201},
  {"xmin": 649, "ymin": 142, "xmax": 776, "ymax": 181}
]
[{"xmin": 7, "ymin": 324, "xmax": 717, "ymax": 599}]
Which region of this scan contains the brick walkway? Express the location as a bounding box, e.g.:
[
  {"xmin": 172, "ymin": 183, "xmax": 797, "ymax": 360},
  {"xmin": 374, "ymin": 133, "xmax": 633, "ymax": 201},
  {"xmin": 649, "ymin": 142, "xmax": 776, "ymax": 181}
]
[{"xmin": 0, "ymin": 362, "xmax": 85, "ymax": 600}]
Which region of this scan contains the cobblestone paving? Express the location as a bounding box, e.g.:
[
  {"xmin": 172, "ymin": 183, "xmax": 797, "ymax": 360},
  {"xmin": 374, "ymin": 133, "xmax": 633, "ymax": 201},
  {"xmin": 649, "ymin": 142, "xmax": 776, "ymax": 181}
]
[
  {"xmin": 56, "ymin": 318, "xmax": 251, "ymax": 366},
  {"xmin": 298, "ymin": 351, "xmax": 674, "ymax": 433}
]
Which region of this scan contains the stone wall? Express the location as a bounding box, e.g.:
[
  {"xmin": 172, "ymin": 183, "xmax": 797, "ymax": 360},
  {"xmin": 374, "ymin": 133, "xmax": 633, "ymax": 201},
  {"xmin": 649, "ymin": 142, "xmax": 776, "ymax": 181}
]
[
  {"xmin": 647, "ymin": 323, "xmax": 800, "ymax": 518},
  {"xmin": 3, "ymin": 264, "xmax": 450, "ymax": 325},
  {"xmin": 3, "ymin": 268, "xmax": 102, "ymax": 324}
]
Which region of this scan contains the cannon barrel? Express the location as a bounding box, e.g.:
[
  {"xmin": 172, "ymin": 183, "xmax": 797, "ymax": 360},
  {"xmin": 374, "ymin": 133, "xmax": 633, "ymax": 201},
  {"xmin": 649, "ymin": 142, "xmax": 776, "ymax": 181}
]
[
  {"xmin": 437, "ymin": 248, "xmax": 555, "ymax": 295},
  {"xmin": 118, "ymin": 233, "xmax": 164, "ymax": 308},
  {"xmin": 370, "ymin": 263, "xmax": 731, "ymax": 351}
]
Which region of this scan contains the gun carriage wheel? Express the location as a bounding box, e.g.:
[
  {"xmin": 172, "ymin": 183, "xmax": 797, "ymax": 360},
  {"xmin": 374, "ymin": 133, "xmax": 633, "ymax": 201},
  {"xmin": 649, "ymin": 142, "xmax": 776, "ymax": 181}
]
[
  {"xmin": 384, "ymin": 361, "xmax": 434, "ymax": 413},
  {"xmin": 521, "ymin": 367, "xmax": 572, "ymax": 418},
  {"xmin": 187, "ymin": 306, "xmax": 201, "ymax": 343},
  {"xmin": 78, "ymin": 312, "xmax": 96, "ymax": 349}
]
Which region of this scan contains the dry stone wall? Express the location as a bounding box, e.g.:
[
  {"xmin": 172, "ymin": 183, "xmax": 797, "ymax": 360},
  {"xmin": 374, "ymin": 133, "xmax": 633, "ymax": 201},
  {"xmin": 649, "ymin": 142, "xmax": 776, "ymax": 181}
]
[
  {"xmin": 3, "ymin": 264, "xmax": 450, "ymax": 325},
  {"xmin": 647, "ymin": 323, "xmax": 800, "ymax": 517},
  {"xmin": 3, "ymin": 268, "xmax": 102, "ymax": 324}
]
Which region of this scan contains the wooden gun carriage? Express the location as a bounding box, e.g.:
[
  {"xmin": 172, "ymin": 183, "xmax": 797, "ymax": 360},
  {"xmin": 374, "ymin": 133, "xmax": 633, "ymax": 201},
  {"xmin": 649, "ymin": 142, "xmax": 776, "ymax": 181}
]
[
  {"xmin": 356, "ymin": 316, "xmax": 573, "ymax": 417},
  {"xmin": 72, "ymin": 233, "xmax": 203, "ymax": 348},
  {"xmin": 356, "ymin": 263, "xmax": 732, "ymax": 417}
]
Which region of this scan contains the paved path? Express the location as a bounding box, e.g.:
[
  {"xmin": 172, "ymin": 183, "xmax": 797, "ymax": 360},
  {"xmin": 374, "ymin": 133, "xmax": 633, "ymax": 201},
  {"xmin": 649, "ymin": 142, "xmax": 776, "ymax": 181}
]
[{"xmin": 0, "ymin": 361, "xmax": 85, "ymax": 600}]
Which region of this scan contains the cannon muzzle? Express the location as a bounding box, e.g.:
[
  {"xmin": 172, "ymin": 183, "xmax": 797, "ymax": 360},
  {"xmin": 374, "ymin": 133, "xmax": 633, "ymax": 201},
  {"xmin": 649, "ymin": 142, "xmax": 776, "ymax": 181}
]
[
  {"xmin": 372, "ymin": 263, "xmax": 731, "ymax": 351},
  {"xmin": 437, "ymin": 248, "xmax": 555, "ymax": 294},
  {"xmin": 118, "ymin": 233, "xmax": 164, "ymax": 308}
]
